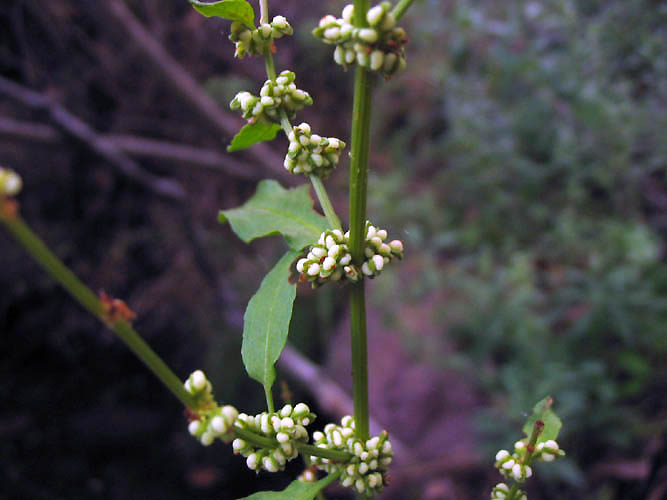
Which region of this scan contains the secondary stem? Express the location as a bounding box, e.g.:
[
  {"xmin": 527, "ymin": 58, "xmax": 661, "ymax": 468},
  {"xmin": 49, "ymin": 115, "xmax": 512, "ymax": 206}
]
[
  {"xmin": 507, "ymin": 420, "xmax": 544, "ymax": 500},
  {"xmin": 391, "ymin": 0, "xmax": 416, "ymax": 20},
  {"xmin": 349, "ymin": 0, "xmax": 373, "ymax": 447},
  {"xmin": 0, "ymin": 212, "xmax": 196, "ymax": 409},
  {"xmin": 261, "ymin": 23, "xmax": 341, "ymax": 231}
]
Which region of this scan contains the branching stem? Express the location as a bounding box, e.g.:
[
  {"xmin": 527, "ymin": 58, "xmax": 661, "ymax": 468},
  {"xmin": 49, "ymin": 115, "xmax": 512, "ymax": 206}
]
[
  {"xmin": 391, "ymin": 0, "xmax": 416, "ymax": 20},
  {"xmin": 0, "ymin": 212, "xmax": 196, "ymax": 409}
]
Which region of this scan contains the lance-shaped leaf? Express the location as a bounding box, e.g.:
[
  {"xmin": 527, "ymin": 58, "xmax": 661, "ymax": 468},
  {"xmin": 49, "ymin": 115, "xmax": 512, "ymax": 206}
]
[
  {"xmin": 219, "ymin": 180, "xmax": 328, "ymax": 251},
  {"xmin": 242, "ymin": 251, "xmax": 298, "ymax": 394},
  {"xmin": 238, "ymin": 473, "xmax": 340, "ymax": 500},
  {"xmin": 228, "ymin": 122, "xmax": 282, "ymax": 152},
  {"xmin": 522, "ymin": 396, "xmax": 563, "ymax": 444},
  {"xmin": 189, "ymin": 0, "xmax": 255, "ymax": 28}
]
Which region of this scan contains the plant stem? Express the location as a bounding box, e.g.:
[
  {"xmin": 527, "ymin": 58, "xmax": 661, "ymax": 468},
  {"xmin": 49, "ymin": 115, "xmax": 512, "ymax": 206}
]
[
  {"xmin": 234, "ymin": 427, "xmax": 352, "ymax": 462},
  {"xmin": 261, "ymin": 23, "xmax": 342, "ymax": 231},
  {"xmin": 259, "ymin": 0, "xmax": 269, "ymax": 25},
  {"xmin": 507, "ymin": 420, "xmax": 544, "ymax": 500},
  {"xmin": 0, "ymin": 212, "xmax": 196, "ymax": 409},
  {"xmin": 348, "ymin": 0, "xmax": 373, "ymax": 449},
  {"xmin": 391, "ymin": 0, "xmax": 416, "ymax": 20},
  {"xmin": 311, "ymin": 175, "xmax": 342, "ymax": 230}
]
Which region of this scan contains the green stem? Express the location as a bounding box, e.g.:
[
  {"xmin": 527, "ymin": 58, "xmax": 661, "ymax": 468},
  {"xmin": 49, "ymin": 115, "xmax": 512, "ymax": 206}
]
[
  {"xmin": 507, "ymin": 420, "xmax": 544, "ymax": 500},
  {"xmin": 0, "ymin": 213, "xmax": 196, "ymax": 409},
  {"xmin": 260, "ymin": 18, "xmax": 342, "ymax": 232},
  {"xmin": 234, "ymin": 427, "xmax": 352, "ymax": 462},
  {"xmin": 391, "ymin": 0, "xmax": 416, "ymax": 20},
  {"xmin": 348, "ymin": 0, "xmax": 373, "ymax": 448},
  {"xmin": 311, "ymin": 175, "xmax": 342, "ymax": 230},
  {"xmin": 259, "ymin": 0, "xmax": 269, "ymax": 24},
  {"xmin": 264, "ymin": 385, "xmax": 275, "ymax": 413}
]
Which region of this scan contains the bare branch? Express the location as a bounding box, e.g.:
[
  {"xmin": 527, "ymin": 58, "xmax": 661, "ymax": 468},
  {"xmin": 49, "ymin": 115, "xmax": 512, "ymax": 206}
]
[
  {"xmin": 101, "ymin": 0, "xmax": 291, "ymax": 184},
  {"xmin": 0, "ymin": 76, "xmax": 185, "ymax": 201}
]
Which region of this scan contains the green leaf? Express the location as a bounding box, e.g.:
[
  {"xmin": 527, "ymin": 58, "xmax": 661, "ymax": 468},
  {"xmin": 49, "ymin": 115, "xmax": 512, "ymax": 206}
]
[
  {"xmin": 228, "ymin": 122, "xmax": 282, "ymax": 152},
  {"xmin": 522, "ymin": 396, "xmax": 563, "ymax": 444},
  {"xmin": 242, "ymin": 251, "xmax": 298, "ymax": 394},
  {"xmin": 219, "ymin": 180, "xmax": 328, "ymax": 251},
  {"xmin": 189, "ymin": 0, "xmax": 255, "ymax": 28},
  {"xmin": 238, "ymin": 473, "xmax": 340, "ymax": 500}
]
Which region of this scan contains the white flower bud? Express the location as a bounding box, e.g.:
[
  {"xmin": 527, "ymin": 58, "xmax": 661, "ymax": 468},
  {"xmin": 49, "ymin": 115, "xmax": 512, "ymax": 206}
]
[
  {"xmin": 272, "ymin": 16, "xmax": 288, "ymax": 28},
  {"xmin": 296, "ymin": 258, "xmax": 308, "ymax": 272},
  {"xmin": 200, "ymin": 431, "xmax": 214, "ymax": 446},
  {"xmin": 502, "ymin": 459, "xmax": 515, "ymax": 470},
  {"xmin": 542, "ymin": 453, "xmax": 555, "ymax": 462},
  {"xmin": 355, "ymin": 479, "xmax": 365, "ymax": 493},
  {"xmin": 190, "ymin": 370, "xmax": 207, "ymax": 391},
  {"xmin": 307, "ymin": 263, "xmax": 320, "ymax": 276},
  {"xmin": 210, "ymin": 416, "xmax": 226, "ymax": 434},
  {"xmin": 293, "ymin": 402, "xmax": 310, "ymax": 416},
  {"xmin": 188, "ymin": 421, "xmax": 201, "ymax": 436},
  {"xmin": 358, "ymin": 28, "xmax": 378, "ymax": 43},
  {"xmin": 358, "ymin": 462, "xmax": 369, "ymax": 474},
  {"xmin": 319, "ymin": 15, "xmax": 337, "ymax": 28},
  {"xmin": 381, "ymin": 13, "xmax": 396, "ymax": 30},
  {"xmin": 222, "ymin": 405, "xmax": 238, "ymax": 423},
  {"xmin": 367, "ymin": 5, "xmax": 384, "ymax": 26},
  {"xmin": 342, "ymin": 4, "xmax": 355, "ymax": 23},
  {"xmin": 382, "ymin": 440, "xmax": 393, "ymax": 454},
  {"xmin": 370, "ymin": 50, "xmax": 384, "ymax": 71},
  {"xmin": 322, "ymin": 256, "xmax": 336, "ymax": 271},
  {"xmin": 361, "ymin": 262, "xmax": 373, "ymax": 276},
  {"xmin": 334, "ymin": 46, "xmax": 345, "ymax": 65},
  {"xmin": 376, "ymin": 229, "xmax": 387, "ymax": 240},
  {"xmin": 342, "ymin": 476, "xmax": 354, "ymax": 487},
  {"xmin": 277, "ymin": 431, "xmax": 291, "ymax": 443},
  {"xmin": 514, "ymin": 441, "xmax": 525, "ymax": 450},
  {"xmin": 313, "ymin": 431, "xmax": 324, "ymax": 441},
  {"xmin": 389, "ymin": 240, "xmax": 403, "ymax": 252},
  {"xmin": 232, "ymin": 438, "xmax": 246, "ymax": 452},
  {"xmin": 324, "ymin": 27, "xmax": 341, "ymax": 40},
  {"xmin": 544, "ymin": 439, "xmax": 559, "ymax": 450},
  {"xmin": 263, "ymin": 456, "xmax": 280, "ymax": 472},
  {"xmin": 345, "ymin": 49, "xmax": 356, "ymax": 64}
]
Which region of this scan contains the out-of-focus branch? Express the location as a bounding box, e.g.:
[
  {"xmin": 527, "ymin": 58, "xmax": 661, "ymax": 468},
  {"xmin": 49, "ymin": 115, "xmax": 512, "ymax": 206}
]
[
  {"xmin": 278, "ymin": 344, "xmax": 416, "ymax": 464},
  {"xmin": 0, "ymin": 76, "xmax": 185, "ymax": 201},
  {"xmin": 0, "ymin": 116, "xmax": 259, "ymax": 179},
  {"xmin": 102, "ymin": 0, "xmax": 291, "ymax": 184}
]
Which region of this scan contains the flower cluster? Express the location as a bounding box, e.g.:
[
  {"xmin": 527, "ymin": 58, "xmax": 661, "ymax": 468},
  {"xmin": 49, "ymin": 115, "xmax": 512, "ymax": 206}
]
[
  {"xmin": 232, "ymin": 403, "xmax": 316, "ymax": 473},
  {"xmin": 230, "ymin": 71, "xmax": 312, "ymax": 124},
  {"xmin": 494, "ymin": 448, "xmax": 533, "ymax": 483},
  {"xmin": 309, "ymin": 416, "xmax": 393, "ymax": 496},
  {"xmin": 534, "ymin": 439, "xmax": 565, "ymax": 462},
  {"xmin": 0, "ymin": 167, "xmax": 22, "ymax": 197},
  {"xmin": 297, "ymin": 222, "xmax": 404, "ymax": 287},
  {"xmin": 284, "ymin": 123, "xmax": 346, "ymax": 178},
  {"xmin": 495, "ymin": 439, "xmax": 565, "ymax": 486},
  {"xmin": 184, "ymin": 370, "xmax": 239, "ymax": 446},
  {"xmin": 491, "ymin": 483, "xmax": 526, "ymax": 500},
  {"xmin": 229, "ymin": 16, "xmax": 293, "ymax": 58},
  {"xmin": 312, "ymin": 2, "xmax": 407, "ymax": 78}
]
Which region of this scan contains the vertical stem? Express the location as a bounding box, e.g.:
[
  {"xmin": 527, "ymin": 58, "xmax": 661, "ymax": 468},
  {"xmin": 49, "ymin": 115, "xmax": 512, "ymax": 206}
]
[
  {"xmin": 507, "ymin": 420, "xmax": 544, "ymax": 500},
  {"xmin": 259, "ymin": 0, "xmax": 269, "ymax": 25},
  {"xmin": 348, "ymin": 0, "xmax": 373, "ymax": 450},
  {"xmin": 264, "ymin": 386, "xmax": 275, "ymax": 413}
]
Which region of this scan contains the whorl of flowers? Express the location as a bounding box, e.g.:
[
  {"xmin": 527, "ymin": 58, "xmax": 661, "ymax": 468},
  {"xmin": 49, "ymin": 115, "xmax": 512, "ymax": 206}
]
[
  {"xmin": 232, "ymin": 403, "xmax": 316, "ymax": 473},
  {"xmin": 297, "ymin": 222, "xmax": 404, "ymax": 287},
  {"xmin": 229, "ymin": 16, "xmax": 293, "ymax": 58},
  {"xmin": 0, "ymin": 167, "xmax": 22, "ymax": 197},
  {"xmin": 230, "ymin": 71, "xmax": 312, "ymax": 124},
  {"xmin": 309, "ymin": 416, "xmax": 393, "ymax": 496},
  {"xmin": 312, "ymin": 2, "xmax": 407, "ymax": 78},
  {"xmin": 494, "ymin": 439, "xmax": 565, "ymax": 485},
  {"xmin": 284, "ymin": 122, "xmax": 346, "ymax": 178},
  {"xmin": 184, "ymin": 370, "xmax": 239, "ymax": 446},
  {"xmin": 491, "ymin": 483, "xmax": 526, "ymax": 500}
]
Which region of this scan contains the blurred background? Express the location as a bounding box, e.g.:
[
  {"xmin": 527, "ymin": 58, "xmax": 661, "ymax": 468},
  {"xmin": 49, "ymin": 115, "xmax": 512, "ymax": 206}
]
[{"xmin": 1, "ymin": 0, "xmax": 666, "ymax": 499}]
